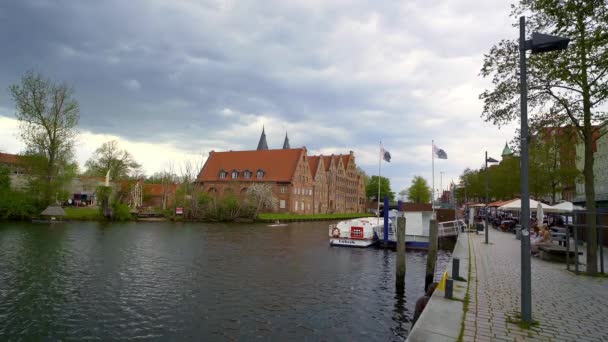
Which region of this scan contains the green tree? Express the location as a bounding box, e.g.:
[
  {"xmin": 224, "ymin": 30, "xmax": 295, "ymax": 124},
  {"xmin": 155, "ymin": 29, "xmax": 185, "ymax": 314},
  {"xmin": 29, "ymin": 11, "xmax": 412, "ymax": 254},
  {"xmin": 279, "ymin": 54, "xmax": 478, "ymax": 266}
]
[
  {"xmin": 85, "ymin": 140, "xmax": 141, "ymax": 181},
  {"xmin": 479, "ymin": 0, "xmax": 608, "ymax": 274},
  {"xmin": 0, "ymin": 165, "xmax": 9, "ymax": 192},
  {"xmin": 407, "ymin": 176, "xmax": 431, "ymax": 204},
  {"xmin": 365, "ymin": 175, "xmax": 395, "ymax": 201},
  {"xmin": 529, "ymin": 128, "xmax": 580, "ymax": 203},
  {"xmin": 10, "ymin": 71, "xmax": 80, "ymax": 204},
  {"xmin": 357, "ymin": 166, "xmax": 370, "ymax": 187}
]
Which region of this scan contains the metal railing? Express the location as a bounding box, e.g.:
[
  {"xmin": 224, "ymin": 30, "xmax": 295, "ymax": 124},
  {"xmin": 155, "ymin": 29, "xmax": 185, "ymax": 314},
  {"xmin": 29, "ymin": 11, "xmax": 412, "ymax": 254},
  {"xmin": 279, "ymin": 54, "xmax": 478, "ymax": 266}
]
[
  {"xmin": 562, "ymin": 210, "xmax": 607, "ymax": 274},
  {"xmin": 438, "ymin": 219, "xmax": 466, "ymax": 237}
]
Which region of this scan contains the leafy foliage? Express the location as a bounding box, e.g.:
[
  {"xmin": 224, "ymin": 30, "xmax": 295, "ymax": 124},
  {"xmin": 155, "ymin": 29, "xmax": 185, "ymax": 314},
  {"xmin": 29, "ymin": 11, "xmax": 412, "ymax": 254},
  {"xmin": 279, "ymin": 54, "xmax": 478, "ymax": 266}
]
[
  {"xmin": 10, "ymin": 71, "xmax": 79, "ymax": 204},
  {"xmin": 85, "ymin": 140, "xmax": 141, "ymax": 181},
  {"xmin": 479, "ymin": 0, "xmax": 608, "ymax": 274},
  {"xmin": 407, "ymin": 176, "xmax": 432, "ymax": 204},
  {"xmin": 365, "ymin": 176, "xmax": 395, "ymax": 201}
]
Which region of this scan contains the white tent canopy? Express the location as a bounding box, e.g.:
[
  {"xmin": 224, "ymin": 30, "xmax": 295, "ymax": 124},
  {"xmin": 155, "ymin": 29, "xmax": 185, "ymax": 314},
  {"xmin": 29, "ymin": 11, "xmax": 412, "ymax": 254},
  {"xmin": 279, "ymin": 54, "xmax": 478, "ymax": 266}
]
[
  {"xmin": 551, "ymin": 201, "xmax": 585, "ymax": 212},
  {"xmin": 499, "ymin": 199, "xmax": 561, "ymax": 213}
]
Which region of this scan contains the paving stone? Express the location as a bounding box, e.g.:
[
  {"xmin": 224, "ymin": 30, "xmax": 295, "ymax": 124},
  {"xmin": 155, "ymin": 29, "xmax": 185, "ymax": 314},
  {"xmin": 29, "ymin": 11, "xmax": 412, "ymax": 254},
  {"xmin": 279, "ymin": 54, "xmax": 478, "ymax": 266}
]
[{"xmin": 463, "ymin": 230, "xmax": 608, "ymax": 342}]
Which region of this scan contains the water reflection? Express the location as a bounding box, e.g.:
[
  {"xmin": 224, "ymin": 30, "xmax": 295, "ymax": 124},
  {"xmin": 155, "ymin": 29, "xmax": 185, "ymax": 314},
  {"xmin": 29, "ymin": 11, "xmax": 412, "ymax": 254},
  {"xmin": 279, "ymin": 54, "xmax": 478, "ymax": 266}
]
[{"xmin": 0, "ymin": 221, "xmax": 450, "ymax": 341}]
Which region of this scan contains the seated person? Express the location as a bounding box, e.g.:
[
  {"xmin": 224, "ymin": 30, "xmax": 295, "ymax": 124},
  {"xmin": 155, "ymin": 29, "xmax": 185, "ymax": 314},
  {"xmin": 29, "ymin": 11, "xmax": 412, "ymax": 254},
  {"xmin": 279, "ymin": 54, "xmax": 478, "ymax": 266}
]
[{"xmin": 531, "ymin": 225, "xmax": 552, "ymax": 255}]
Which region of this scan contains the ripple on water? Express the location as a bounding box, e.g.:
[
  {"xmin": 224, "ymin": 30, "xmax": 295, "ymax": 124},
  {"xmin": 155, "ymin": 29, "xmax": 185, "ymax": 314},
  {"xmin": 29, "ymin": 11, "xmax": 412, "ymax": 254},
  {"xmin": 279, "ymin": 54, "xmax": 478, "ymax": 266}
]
[{"xmin": 0, "ymin": 221, "xmax": 450, "ymax": 341}]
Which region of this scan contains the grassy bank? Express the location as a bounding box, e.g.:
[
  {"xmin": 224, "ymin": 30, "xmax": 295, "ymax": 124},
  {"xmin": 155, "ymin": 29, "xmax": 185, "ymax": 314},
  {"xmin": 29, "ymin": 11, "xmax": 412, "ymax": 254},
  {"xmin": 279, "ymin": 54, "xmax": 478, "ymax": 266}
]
[
  {"xmin": 64, "ymin": 207, "xmax": 103, "ymax": 221},
  {"xmin": 258, "ymin": 212, "xmax": 373, "ymax": 222}
]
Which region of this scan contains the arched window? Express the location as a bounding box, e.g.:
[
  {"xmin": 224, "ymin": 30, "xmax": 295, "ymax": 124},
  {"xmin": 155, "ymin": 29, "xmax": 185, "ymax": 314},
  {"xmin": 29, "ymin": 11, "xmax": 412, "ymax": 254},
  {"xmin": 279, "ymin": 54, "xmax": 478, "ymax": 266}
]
[
  {"xmin": 231, "ymin": 170, "xmax": 239, "ymax": 179},
  {"xmin": 256, "ymin": 169, "xmax": 265, "ymax": 178}
]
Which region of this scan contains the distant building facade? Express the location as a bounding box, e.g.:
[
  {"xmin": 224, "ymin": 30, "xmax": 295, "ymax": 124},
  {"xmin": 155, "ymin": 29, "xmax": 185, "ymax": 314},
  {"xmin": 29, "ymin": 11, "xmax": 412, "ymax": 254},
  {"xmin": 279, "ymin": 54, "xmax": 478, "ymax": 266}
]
[
  {"xmin": 196, "ymin": 128, "xmax": 367, "ymax": 214},
  {"xmin": 575, "ymin": 126, "xmax": 608, "ymax": 207}
]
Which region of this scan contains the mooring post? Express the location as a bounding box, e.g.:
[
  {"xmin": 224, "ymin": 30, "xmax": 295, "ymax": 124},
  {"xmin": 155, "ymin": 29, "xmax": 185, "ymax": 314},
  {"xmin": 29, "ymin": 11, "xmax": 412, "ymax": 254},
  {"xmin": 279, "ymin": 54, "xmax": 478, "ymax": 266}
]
[
  {"xmin": 425, "ymin": 219, "xmax": 439, "ymax": 291},
  {"xmin": 383, "ymin": 196, "xmax": 389, "ymax": 246},
  {"xmin": 452, "ymin": 258, "xmax": 460, "ymax": 280},
  {"xmin": 445, "ymin": 279, "xmax": 453, "ymax": 299},
  {"xmin": 396, "ymin": 215, "xmax": 406, "ymax": 291}
]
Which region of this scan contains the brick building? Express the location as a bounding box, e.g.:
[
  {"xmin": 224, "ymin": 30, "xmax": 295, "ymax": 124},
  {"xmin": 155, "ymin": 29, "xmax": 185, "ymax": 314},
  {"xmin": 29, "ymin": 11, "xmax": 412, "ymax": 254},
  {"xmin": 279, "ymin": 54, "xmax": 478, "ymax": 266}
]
[{"xmin": 196, "ymin": 128, "xmax": 367, "ymax": 214}]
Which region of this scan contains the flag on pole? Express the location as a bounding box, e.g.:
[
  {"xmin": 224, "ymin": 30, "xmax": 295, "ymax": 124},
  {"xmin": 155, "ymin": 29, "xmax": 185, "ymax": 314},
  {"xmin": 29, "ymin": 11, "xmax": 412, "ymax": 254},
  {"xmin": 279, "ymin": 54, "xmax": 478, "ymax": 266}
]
[
  {"xmin": 433, "ymin": 144, "xmax": 448, "ymax": 159},
  {"xmin": 381, "ymin": 147, "xmax": 391, "ymax": 162}
]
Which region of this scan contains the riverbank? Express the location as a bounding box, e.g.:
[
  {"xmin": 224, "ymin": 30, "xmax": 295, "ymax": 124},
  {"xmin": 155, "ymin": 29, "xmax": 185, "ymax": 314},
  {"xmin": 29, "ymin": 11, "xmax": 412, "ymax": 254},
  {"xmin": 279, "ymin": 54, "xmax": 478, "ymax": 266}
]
[
  {"xmin": 407, "ymin": 230, "xmax": 469, "ymax": 341},
  {"xmin": 257, "ymin": 212, "xmax": 373, "ymax": 222},
  {"xmin": 57, "ymin": 207, "xmax": 374, "ymax": 223}
]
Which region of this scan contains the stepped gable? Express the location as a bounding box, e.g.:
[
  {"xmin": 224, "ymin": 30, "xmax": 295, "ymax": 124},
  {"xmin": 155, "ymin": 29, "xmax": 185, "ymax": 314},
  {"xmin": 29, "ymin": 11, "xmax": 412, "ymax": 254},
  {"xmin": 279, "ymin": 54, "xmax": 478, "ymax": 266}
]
[
  {"xmin": 308, "ymin": 156, "xmax": 320, "ymax": 178},
  {"xmin": 198, "ymin": 148, "xmax": 305, "ymax": 182}
]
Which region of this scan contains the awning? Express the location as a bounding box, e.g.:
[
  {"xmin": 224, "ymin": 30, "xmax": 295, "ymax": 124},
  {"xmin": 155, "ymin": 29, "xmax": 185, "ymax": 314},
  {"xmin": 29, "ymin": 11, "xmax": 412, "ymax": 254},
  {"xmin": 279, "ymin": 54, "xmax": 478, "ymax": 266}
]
[
  {"xmin": 40, "ymin": 205, "xmax": 66, "ymax": 217},
  {"xmin": 499, "ymin": 199, "xmax": 560, "ymax": 213}
]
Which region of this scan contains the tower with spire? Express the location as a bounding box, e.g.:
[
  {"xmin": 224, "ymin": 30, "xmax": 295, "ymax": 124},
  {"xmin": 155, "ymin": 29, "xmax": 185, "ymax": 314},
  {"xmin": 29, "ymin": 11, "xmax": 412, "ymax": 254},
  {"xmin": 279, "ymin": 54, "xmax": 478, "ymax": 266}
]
[
  {"xmin": 257, "ymin": 126, "xmax": 269, "ymax": 150},
  {"xmin": 282, "ymin": 132, "xmax": 290, "ymax": 149},
  {"xmin": 501, "ymin": 141, "xmax": 513, "ymax": 159}
]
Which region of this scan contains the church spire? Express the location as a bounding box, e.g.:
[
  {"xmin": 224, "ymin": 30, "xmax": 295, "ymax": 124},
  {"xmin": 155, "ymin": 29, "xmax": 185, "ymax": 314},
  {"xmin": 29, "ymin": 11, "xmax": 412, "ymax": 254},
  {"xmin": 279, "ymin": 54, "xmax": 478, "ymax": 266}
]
[
  {"xmin": 257, "ymin": 126, "xmax": 269, "ymax": 150},
  {"xmin": 282, "ymin": 132, "xmax": 290, "ymax": 149}
]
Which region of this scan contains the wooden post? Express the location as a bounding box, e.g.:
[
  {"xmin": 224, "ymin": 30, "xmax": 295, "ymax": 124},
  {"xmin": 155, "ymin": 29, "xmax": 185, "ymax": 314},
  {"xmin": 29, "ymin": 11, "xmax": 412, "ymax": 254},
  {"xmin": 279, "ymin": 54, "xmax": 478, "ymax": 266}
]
[
  {"xmin": 396, "ymin": 215, "xmax": 406, "ymax": 291},
  {"xmin": 425, "ymin": 219, "xmax": 439, "ymax": 291}
]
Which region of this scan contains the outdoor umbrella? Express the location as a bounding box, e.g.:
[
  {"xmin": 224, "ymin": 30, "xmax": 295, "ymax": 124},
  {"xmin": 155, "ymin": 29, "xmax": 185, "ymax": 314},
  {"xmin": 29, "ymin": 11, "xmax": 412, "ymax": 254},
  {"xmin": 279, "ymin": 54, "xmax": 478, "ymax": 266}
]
[
  {"xmin": 498, "ymin": 199, "xmax": 560, "ymax": 213},
  {"xmin": 536, "ymin": 202, "xmax": 544, "ymax": 229},
  {"xmin": 551, "ymin": 201, "xmax": 585, "ymax": 213}
]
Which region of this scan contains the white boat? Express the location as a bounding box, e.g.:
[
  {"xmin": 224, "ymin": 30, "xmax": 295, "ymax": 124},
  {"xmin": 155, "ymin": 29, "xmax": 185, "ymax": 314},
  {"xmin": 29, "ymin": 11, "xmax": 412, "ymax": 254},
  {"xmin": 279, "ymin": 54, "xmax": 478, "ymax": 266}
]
[
  {"xmin": 328, "ymin": 217, "xmax": 381, "ymax": 247},
  {"xmin": 373, "ymin": 210, "xmax": 433, "ymax": 249},
  {"xmin": 374, "ymin": 210, "xmax": 465, "ymax": 249}
]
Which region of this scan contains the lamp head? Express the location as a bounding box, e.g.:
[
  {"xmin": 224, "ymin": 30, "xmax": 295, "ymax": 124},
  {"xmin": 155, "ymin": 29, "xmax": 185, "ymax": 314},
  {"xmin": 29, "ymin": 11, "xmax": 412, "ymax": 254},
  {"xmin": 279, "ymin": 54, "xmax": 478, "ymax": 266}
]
[{"xmin": 530, "ymin": 32, "xmax": 569, "ymax": 54}]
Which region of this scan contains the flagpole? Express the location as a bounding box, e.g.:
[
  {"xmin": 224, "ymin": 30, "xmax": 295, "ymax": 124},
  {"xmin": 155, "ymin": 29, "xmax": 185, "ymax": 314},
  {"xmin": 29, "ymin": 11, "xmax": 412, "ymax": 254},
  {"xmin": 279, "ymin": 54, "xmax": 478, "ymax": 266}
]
[
  {"xmin": 432, "ymin": 140, "xmax": 435, "ymax": 217},
  {"xmin": 378, "ymin": 140, "xmax": 381, "ymax": 221}
]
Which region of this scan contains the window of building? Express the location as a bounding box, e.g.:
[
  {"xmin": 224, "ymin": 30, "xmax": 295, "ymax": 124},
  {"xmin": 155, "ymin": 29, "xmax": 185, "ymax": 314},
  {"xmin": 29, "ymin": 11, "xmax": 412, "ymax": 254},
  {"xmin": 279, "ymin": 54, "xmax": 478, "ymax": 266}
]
[
  {"xmin": 295, "ymin": 201, "xmax": 299, "ymax": 211},
  {"xmin": 243, "ymin": 170, "xmax": 252, "ymax": 179},
  {"xmin": 280, "ymin": 200, "xmax": 286, "ymax": 209},
  {"xmin": 231, "ymin": 170, "xmax": 239, "ymax": 179},
  {"xmin": 256, "ymin": 169, "xmax": 265, "ymax": 178},
  {"xmin": 281, "ymin": 187, "xmax": 286, "ymax": 193},
  {"xmin": 219, "ymin": 170, "xmax": 227, "ymax": 179}
]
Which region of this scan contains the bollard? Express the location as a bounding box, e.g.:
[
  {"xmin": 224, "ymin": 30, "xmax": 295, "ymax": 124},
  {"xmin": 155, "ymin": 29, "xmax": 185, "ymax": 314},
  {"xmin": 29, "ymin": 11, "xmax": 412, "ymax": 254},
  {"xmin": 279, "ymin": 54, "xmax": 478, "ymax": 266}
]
[
  {"xmin": 395, "ymin": 215, "xmax": 406, "ymax": 292},
  {"xmin": 452, "ymin": 258, "xmax": 460, "ymax": 280},
  {"xmin": 425, "ymin": 219, "xmax": 439, "ymax": 292},
  {"xmin": 445, "ymin": 279, "xmax": 453, "ymax": 299}
]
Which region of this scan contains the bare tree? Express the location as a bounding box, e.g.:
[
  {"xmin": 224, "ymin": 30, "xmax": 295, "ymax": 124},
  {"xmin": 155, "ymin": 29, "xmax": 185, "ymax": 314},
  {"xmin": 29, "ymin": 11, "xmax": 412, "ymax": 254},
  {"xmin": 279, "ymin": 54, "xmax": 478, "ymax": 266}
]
[{"xmin": 10, "ymin": 71, "xmax": 80, "ymax": 204}]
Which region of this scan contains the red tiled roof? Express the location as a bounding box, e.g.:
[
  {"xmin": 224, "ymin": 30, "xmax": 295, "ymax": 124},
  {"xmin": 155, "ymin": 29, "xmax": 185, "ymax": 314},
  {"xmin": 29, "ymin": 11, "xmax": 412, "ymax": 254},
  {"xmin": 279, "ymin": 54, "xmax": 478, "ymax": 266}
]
[
  {"xmin": 308, "ymin": 156, "xmax": 320, "ymax": 178},
  {"xmin": 341, "ymin": 154, "xmax": 351, "ymax": 168},
  {"xmin": 0, "ymin": 152, "xmax": 23, "ymax": 165},
  {"xmin": 198, "ymin": 148, "xmax": 305, "ymax": 182},
  {"xmin": 322, "ymin": 155, "xmax": 333, "ymax": 171}
]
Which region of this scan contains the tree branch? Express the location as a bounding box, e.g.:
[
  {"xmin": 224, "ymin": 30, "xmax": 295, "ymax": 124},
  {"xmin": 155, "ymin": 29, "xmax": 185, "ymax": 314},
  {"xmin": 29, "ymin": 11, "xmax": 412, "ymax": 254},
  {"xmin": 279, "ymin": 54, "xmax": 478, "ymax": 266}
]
[{"xmin": 546, "ymin": 88, "xmax": 584, "ymax": 138}]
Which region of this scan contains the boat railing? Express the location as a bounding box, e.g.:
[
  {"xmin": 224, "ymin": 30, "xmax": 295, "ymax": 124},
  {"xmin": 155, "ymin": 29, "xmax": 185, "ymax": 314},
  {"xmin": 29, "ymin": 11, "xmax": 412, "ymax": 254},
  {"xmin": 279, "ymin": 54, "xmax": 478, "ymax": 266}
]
[{"xmin": 438, "ymin": 219, "xmax": 466, "ymax": 237}]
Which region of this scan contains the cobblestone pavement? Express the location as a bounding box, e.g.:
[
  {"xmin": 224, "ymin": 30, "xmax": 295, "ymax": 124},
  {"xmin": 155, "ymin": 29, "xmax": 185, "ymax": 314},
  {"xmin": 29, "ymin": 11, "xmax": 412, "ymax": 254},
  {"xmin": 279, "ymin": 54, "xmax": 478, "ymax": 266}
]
[{"xmin": 462, "ymin": 229, "xmax": 608, "ymax": 341}]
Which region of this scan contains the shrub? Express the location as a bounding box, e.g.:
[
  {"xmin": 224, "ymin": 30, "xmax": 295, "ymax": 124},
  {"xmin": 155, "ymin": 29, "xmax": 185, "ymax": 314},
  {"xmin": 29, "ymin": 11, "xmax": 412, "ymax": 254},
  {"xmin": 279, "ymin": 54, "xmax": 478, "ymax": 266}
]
[{"xmin": 111, "ymin": 202, "xmax": 132, "ymax": 221}]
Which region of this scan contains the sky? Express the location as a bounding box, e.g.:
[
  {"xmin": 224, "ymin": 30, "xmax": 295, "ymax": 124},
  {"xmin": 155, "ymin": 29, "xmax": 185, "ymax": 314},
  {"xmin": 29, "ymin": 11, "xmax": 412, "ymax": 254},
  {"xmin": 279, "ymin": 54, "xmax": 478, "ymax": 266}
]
[{"xmin": 0, "ymin": 0, "xmax": 520, "ymax": 196}]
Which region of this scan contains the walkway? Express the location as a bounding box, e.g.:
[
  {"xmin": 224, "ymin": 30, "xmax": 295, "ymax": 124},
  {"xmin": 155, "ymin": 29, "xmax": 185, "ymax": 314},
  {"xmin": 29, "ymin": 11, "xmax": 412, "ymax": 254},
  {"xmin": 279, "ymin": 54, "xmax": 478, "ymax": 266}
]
[{"xmin": 464, "ymin": 229, "xmax": 608, "ymax": 341}]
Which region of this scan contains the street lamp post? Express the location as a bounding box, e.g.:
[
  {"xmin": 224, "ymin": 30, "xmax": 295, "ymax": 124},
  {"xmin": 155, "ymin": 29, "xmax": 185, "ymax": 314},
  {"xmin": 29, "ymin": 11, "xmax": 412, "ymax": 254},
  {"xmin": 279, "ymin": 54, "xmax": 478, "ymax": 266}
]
[
  {"xmin": 518, "ymin": 16, "xmax": 569, "ymax": 323},
  {"xmin": 485, "ymin": 152, "xmax": 499, "ymax": 244}
]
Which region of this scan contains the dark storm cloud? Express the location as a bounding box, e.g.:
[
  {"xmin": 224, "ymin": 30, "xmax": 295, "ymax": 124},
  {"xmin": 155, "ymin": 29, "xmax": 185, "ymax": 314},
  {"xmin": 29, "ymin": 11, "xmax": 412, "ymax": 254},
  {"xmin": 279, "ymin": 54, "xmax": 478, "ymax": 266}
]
[{"xmin": 0, "ymin": 0, "xmax": 517, "ymax": 191}]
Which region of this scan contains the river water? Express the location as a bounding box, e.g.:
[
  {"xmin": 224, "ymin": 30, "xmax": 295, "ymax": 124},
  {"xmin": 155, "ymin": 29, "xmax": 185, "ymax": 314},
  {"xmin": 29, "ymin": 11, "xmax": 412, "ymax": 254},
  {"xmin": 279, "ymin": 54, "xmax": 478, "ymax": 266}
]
[{"xmin": 0, "ymin": 221, "xmax": 450, "ymax": 341}]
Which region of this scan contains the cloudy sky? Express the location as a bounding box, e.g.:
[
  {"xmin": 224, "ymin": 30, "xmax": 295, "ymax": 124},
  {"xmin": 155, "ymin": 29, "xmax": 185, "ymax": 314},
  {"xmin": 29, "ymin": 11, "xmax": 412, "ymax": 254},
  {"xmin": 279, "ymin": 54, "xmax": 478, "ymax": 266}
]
[{"xmin": 0, "ymin": 0, "xmax": 520, "ymax": 195}]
